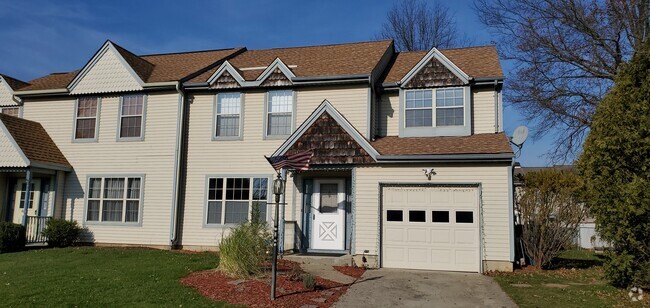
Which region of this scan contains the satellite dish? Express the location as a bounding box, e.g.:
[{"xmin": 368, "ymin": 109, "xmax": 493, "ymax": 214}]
[{"xmin": 511, "ymin": 126, "xmax": 529, "ymax": 146}]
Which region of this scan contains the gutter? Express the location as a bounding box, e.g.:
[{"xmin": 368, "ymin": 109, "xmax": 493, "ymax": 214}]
[
  {"xmin": 169, "ymin": 81, "xmax": 186, "ymax": 247},
  {"xmin": 376, "ymin": 153, "xmax": 514, "ymax": 163}
]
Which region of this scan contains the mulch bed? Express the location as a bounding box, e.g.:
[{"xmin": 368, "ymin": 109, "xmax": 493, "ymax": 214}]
[
  {"xmin": 181, "ymin": 260, "xmax": 352, "ymax": 307},
  {"xmin": 333, "ymin": 266, "xmax": 366, "ymax": 279}
]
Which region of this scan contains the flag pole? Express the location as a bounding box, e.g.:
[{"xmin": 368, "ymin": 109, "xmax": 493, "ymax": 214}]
[{"xmin": 270, "ymin": 170, "xmax": 284, "ymax": 300}]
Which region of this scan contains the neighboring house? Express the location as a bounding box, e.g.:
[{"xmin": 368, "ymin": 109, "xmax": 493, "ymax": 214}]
[
  {"xmin": 513, "ymin": 165, "xmax": 608, "ymax": 250},
  {"xmin": 0, "ymin": 39, "xmax": 515, "ymax": 273},
  {"xmin": 0, "ymin": 74, "xmax": 29, "ymax": 117}
]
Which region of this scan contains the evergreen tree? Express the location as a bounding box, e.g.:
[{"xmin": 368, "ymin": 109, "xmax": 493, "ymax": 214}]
[{"xmin": 578, "ymin": 48, "xmax": 650, "ymax": 287}]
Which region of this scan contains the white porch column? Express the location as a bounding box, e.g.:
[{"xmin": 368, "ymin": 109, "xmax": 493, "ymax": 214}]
[{"xmin": 21, "ymin": 168, "xmax": 32, "ymax": 226}]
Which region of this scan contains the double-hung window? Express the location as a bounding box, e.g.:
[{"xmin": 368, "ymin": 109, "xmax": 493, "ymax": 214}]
[
  {"xmin": 86, "ymin": 176, "xmax": 143, "ymax": 224},
  {"xmin": 1, "ymin": 107, "xmax": 20, "ymax": 117},
  {"xmin": 266, "ymin": 90, "xmax": 293, "ymax": 137},
  {"xmin": 404, "ymin": 87, "xmax": 465, "ymax": 129},
  {"xmin": 119, "ymin": 94, "xmax": 145, "ymax": 139},
  {"xmin": 215, "ymin": 93, "xmax": 241, "ymax": 138},
  {"xmin": 74, "ymin": 97, "xmax": 99, "ymax": 140},
  {"xmin": 206, "ymin": 176, "xmax": 269, "ymax": 225},
  {"xmin": 435, "ymin": 88, "xmax": 464, "ymax": 126},
  {"xmin": 405, "ymin": 90, "xmax": 433, "ymax": 127}
]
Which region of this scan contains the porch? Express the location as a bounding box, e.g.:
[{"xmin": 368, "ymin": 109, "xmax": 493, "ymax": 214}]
[{"xmin": 0, "ymin": 113, "xmax": 72, "ymax": 243}]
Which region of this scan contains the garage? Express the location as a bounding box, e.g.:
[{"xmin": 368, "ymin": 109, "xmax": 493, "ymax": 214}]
[{"xmin": 381, "ymin": 185, "xmax": 480, "ymax": 272}]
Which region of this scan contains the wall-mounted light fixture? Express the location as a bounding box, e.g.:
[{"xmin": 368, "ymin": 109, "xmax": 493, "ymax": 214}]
[{"xmin": 422, "ymin": 168, "xmax": 436, "ymax": 180}]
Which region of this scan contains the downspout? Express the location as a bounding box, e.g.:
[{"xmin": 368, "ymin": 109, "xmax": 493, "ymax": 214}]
[
  {"xmin": 169, "ymin": 81, "xmax": 186, "ymax": 247},
  {"xmin": 494, "ymin": 80, "xmax": 499, "ymax": 133}
]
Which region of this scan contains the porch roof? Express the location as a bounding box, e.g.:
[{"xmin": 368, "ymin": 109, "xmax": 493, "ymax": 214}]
[{"xmin": 0, "ymin": 114, "xmax": 71, "ymax": 171}]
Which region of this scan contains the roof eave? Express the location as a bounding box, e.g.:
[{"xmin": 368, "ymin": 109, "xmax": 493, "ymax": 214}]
[{"xmin": 376, "ymin": 152, "xmax": 514, "ymax": 163}]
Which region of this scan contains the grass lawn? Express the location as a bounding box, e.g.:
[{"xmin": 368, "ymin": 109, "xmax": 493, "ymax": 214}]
[
  {"xmin": 0, "ymin": 247, "xmax": 230, "ymax": 307},
  {"xmin": 491, "ymin": 249, "xmax": 648, "ymax": 308}
]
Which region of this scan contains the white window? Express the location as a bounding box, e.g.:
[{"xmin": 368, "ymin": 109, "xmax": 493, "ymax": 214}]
[
  {"xmin": 404, "ymin": 88, "xmax": 465, "ymax": 128},
  {"xmin": 266, "ymin": 90, "xmax": 293, "ymax": 136},
  {"xmin": 74, "ymin": 97, "xmax": 99, "ymax": 140},
  {"xmin": 206, "ymin": 177, "xmax": 269, "ymax": 225},
  {"xmin": 119, "ymin": 94, "xmax": 145, "ymax": 139},
  {"xmin": 1, "ymin": 107, "xmax": 20, "ymax": 117},
  {"xmin": 435, "ymin": 88, "xmax": 464, "ymax": 126},
  {"xmin": 405, "ymin": 90, "xmax": 433, "ymax": 127},
  {"xmin": 86, "ymin": 176, "xmax": 143, "ymax": 224},
  {"xmin": 215, "ymin": 93, "xmax": 241, "ymax": 138}
]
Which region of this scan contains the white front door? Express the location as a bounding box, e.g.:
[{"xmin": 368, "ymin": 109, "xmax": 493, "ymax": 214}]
[
  {"xmin": 12, "ymin": 179, "xmax": 41, "ymax": 224},
  {"xmin": 310, "ymin": 179, "xmax": 346, "ymax": 250}
]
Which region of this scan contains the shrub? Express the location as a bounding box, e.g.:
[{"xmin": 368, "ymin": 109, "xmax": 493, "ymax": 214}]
[
  {"xmin": 301, "ymin": 273, "xmax": 315, "ymax": 290},
  {"xmin": 578, "ymin": 48, "xmax": 650, "ymax": 287},
  {"xmin": 518, "ymin": 169, "xmax": 586, "ymax": 269},
  {"xmin": 0, "ymin": 222, "xmax": 26, "ymax": 253},
  {"xmin": 218, "ymin": 205, "xmax": 271, "ymax": 277},
  {"xmin": 42, "ymin": 219, "xmax": 82, "ymax": 248}
]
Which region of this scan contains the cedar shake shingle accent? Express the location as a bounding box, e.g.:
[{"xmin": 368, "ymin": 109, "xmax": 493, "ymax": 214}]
[
  {"xmin": 259, "ymin": 68, "xmax": 292, "ymax": 87},
  {"xmin": 191, "ymin": 40, "xmax": 393, "ymax": 83},
  {"xmin": 0, "ymin": 114, "xmax": 71, "ymax": 167},
  {"xmin": 403, "ymin": 56, "xmax": 464, "ymax": 88},
  {"xmin": 383, "ymin": 45, "xmax": 504, "ymax": 84},
  {"xmin": 212, "ymin": 71, "xmax": 241, "ymax": 89},
  {"xmin": 286, "ymin": 112, "xmax": 374, "ymax": 165},
  {"xmin": 0, "ymin": 74, "xmax": 30, "ymax": 90},
  {"xmin": 371, "ymin": 133, "xmax": 513, "ymax": 156},
  {"xmin": 19, "ymin": 48, "xmax": 244, "ymax": 91}
]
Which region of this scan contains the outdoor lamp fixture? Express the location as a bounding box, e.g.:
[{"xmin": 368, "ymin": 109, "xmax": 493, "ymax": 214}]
[{"xmin": 270, "ymin": 172, "xmax": 284, "ymax": 300}]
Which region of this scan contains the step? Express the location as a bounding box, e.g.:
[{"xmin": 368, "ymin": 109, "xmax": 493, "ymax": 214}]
[{"xmin": 283, "ymin": 253, "xmax": 353, "ymax": 267}]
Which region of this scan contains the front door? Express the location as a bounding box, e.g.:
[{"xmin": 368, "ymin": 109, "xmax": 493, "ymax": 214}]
[
  {"xmin": 12, "ymin": 179, "xmax": 41, "ymax": 224},
  {"xmin": 311, "ymin": 179, "xmax": 346, "ymax": 250}
]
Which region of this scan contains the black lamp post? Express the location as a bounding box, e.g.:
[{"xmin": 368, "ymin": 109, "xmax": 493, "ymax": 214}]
[{"xmin": 270, "ymin": 172, "xmax": 284, "ymax": 300}]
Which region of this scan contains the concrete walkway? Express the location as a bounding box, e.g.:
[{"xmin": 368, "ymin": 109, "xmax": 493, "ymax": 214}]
[
  {"xmin": 300, "ymin": 263, "xmax": 356, "ymax": 285},
  {"xmin": 334, "ymin": 268, "xmax": 517, "ymax": 308}
]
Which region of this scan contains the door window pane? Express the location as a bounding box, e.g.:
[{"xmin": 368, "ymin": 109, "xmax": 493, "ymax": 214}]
[
  {"xmin": 456, "ymin": 211, "xmax": 474, "ymax": 223},
  {"xmin": 408, "ymin": 210, "xmax": 426, "ymax": 222},
  {"xmin": 319, "ymin": 184, "xmax": 339, "ymax": 213},
  {"xmin": 386, "ymin": 210, "xmax": 403, "ymax": 222},
  {"xmin": 432, "ymin": 211, "xmax": 450, "ymax": 223}
]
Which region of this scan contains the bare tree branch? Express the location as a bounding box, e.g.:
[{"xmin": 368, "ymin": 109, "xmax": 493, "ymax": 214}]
[
  {"xmin": 474, "ymin": 0, "xmax": 649, "ymax": 163},
  {"xmin": 378, "ymin": 0, "xmax": 472, "ymax": 51}
]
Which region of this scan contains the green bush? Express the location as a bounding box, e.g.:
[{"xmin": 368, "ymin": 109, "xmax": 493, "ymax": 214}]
[
  {"xmin": 218, "ymin": 204, "xmax": 271, "ymax": 277},
  {"xmin": 301, "ymin": 273, "xmax": 315, "ymax": 290},
  {"xmin": 42, "ymin": 219, "xmax": 82, "ymax": 248},
  {"xmin": 0, "ymin": 222, "xmax": 26, "ymax": 253}
]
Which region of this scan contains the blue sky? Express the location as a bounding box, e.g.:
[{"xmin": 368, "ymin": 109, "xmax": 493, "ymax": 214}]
[{"xmin": 0, "ymin": 0, "xmax": 556, "ymax": 166}]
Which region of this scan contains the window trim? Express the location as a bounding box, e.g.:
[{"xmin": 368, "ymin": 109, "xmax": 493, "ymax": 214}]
[
  {"xmin": 399, "ymin": 86, "xmax": 471, "ymax": 137},
  {"xmin": 263, "ymin": 90, "xmax": 296, "ymax": 139},
  {"xmin": 83, "ymin": 174, "xmax": 145, "ymax": 226},
  {"xmin": 72, "ymin": 97, "xmax": 101, "ymax": 143},
  {"xmin": 203, "ymin": 174, "xmax": 272, "ymax": 228},
  {"xmin": 117, "ymin": 94, "xmax": 147, "ymax": 142},
  {"xmin": 212, "ymin": 92, "xmax": 244, "ymax": 141}
]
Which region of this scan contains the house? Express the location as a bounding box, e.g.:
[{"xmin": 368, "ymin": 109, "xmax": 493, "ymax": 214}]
[{"xmin": 0, "ymin": 39, "xmax": 515, "ymax": 273}]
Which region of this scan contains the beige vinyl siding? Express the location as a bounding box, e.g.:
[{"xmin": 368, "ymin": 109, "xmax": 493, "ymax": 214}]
[
  {"xmin": 472, "ymin": 87, "xmax": 497, "ymax": 134},
  {"xmin": 296, "ymin": 85, "xmax": 370, "ymax": 138},
  {"xmin": 0, "ymin": 123, "xmax": 27, "ymax": 167},
  {"xmin": 182, "ymin": 85, "xmax": 370, "ymax": 247},
  {"xmin": 378, "ymin": 92, "xmax": 399, "ymax": 137},
  {"xmin": 0, "ymin": 81, "xmax": 17, "ymax": 106},
  {"xmin": 70, "ymin": 49, "xmax": 143, "ymax": 95},
  {"xmin": 22, "ymin": 92, "xmax": 180, "ymax": 246},
  {"xmin": 354, "ymin": 164, "xmax": 511, "ymax": 262}
]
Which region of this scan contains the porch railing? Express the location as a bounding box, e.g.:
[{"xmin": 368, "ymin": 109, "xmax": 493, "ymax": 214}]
[{"xmin": 25, "ymin": 216, "xmax": 51, "ymax": 244}]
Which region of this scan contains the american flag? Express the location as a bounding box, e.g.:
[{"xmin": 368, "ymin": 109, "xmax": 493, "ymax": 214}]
[{"xmin": 265, "ymin": 149, "xmax": 313, "ymax": 171}]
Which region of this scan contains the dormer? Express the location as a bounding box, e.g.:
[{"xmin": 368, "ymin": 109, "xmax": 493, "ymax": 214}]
[
  {"xmin": 206, "ymin": 57, "xmax": 295, "ymax": 89},
  {"xmin": 380, "ymin": 45, "xmax": 505, "ymax": 138}
]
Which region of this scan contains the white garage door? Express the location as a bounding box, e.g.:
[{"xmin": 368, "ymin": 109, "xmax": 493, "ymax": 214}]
[{"xmin": 382, "ymin": 186, "xmax": 480, "ymax": 272}]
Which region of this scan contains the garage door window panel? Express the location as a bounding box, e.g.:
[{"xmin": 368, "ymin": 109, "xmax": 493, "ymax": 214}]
[
  {"xmin": 456, "ymin": 211, "xmax": 474, "ymax": 223},
  {"xmin": 432, "ymin": 211, "xmax": 450, "ymax": 223},
  {"xmin": 408, "ymin": 210, "xmax": 426, "ymax": 222},
  {"xmin": 386, "ymin": 210, "xmax": 403, "ymax": 222}
]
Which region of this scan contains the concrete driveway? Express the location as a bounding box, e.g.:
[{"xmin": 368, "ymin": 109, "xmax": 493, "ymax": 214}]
[{"xmin": 335, "ymin": 268, "xmax": 516, "ymax": 308}]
